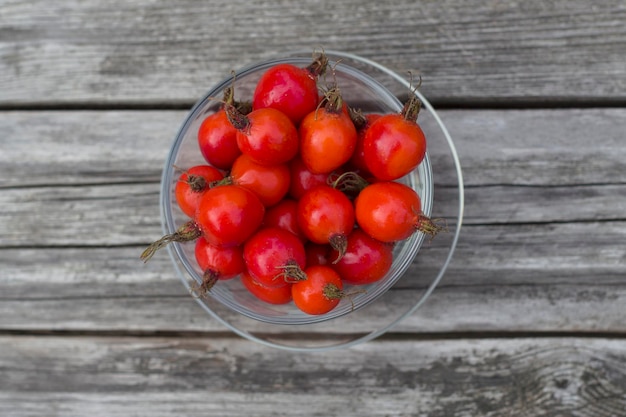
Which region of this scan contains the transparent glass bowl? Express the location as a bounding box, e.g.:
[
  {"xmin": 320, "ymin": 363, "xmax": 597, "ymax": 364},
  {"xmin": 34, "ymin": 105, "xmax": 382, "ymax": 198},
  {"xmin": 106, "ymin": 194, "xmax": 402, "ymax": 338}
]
[{"xmin": 161, "ymin": 51, "xmax": 464, "ymax": 351}]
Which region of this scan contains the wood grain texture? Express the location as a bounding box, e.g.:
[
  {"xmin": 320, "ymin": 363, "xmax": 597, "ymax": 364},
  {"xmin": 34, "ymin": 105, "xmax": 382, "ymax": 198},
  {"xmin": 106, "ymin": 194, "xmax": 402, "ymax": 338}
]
[
  {"xmin": 0, "ymin": 111, "xmax": 183, "ymax": 187},
  {"xmin": 1, "ymin": 0, "xmax": 625, "ymax": 106},
  {"xmin": 2, "ymin": 181, "xmax": 624, "ymax": 246},
  {"xmin": 1, "ymin": 109, "xmax": 624, "ymax": 188},
  {"xmin": 0, "ymin": 108, "xmax": 624, "ymax": 334},
  {"xmin": 1, "ymin": 335, "xmax": 625, "ymax": 417},
  {"xmin": 1, "ymin": 222, "xmax": 625, "ymax": 334},
  {"xmin": 3, "ymin": 282, "xmax": 626, "ymax": 335},
  {"xmin": 2, "ymin": 1, "xmax": 626, "ymax": 415},
  {"xmin": 2, "ymin": 222, "xmax": 625, "ymax": 298}
]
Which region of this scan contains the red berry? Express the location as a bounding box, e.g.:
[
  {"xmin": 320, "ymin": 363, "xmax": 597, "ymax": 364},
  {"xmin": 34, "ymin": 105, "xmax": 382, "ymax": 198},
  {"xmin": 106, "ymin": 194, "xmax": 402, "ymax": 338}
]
[{"xmin": 252, "ymin": 53, "xmax": 328, "ymax": 125}]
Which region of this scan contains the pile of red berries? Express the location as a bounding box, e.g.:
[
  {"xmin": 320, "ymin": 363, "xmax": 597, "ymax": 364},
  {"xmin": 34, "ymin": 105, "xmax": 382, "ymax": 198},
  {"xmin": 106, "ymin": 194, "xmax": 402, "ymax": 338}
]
[{"xmin": 142, "ymin": 51, "xmax": 443, "ymax": 316}]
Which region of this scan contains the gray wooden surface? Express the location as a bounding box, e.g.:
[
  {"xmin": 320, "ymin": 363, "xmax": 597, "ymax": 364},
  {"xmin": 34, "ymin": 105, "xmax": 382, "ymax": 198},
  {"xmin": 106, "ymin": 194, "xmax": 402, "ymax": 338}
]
[{"xmin": 2, "ymin": 1, "xmax": 626, "ymax": 416}]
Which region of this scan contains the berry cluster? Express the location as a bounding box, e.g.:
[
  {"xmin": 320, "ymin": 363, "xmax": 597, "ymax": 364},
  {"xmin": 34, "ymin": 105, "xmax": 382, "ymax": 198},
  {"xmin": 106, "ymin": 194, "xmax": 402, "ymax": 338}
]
[{"xmin": 142, "ymin": 51, "xmax": 443, "ymax": 316}]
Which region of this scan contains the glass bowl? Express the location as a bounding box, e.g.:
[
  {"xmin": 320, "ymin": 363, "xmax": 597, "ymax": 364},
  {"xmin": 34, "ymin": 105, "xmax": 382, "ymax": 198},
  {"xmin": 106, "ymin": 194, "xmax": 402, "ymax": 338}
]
[{"xmin": 160, "ymin": 50, "xmax": 464, "ymax": 351}]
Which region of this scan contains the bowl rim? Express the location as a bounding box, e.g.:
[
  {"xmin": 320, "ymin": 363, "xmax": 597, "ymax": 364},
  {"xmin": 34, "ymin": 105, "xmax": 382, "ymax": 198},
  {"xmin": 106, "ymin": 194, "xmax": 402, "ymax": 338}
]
[{"xmin": 161, "ymin": 50, "xmax": 465, "ymax": 351}]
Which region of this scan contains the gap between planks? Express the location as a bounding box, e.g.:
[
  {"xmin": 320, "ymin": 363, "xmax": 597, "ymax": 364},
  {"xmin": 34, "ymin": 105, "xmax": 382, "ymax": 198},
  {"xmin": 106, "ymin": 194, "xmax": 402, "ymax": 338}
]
[
  {"xmin": 2, "ymin": 100, "xmax": 626, "ymax": 112},
  {"xmin": 1, "ymin": 328, "xmax": 626, "ymax": 341}
]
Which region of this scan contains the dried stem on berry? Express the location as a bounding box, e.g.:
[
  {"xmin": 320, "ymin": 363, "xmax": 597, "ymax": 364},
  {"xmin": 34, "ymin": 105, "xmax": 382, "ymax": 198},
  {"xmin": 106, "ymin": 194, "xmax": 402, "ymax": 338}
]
[
  {"xmin": 224, "ymin": 102, "xmax": 250, "ymax": 132},
  {"xmin": 415, "ymin": 212, "xmax": 448, "ymax": 240},
  {"xmin": 223, "ymin": 76, "xmax": 252, "ymax": 115},
  {"xmin": 306, "ymin": 50, "xmax": 329, "ymax": 78},
  {"xmin": 275, "ymin": 259, "xmax": 308, "ymax": 283},
  {"xmin": 348, "ymin": 107, "xmax": 368, "ymax": 130},
  {"xmin": 185, "ymin": 174, "xmax": 208, "ymax": 192},
  {"xmin": 328, "ymin": 171, "xmax": 369, "ymax": 195},
  {"xmin": 322, "ymin": 87, "xmax": 344, "ymax": 114},
  {"xmin": 329, "ymin": 233, "xmax": 348, "ymax": 264},
  {"xmin": 401, "ymin": 94, "xmax": 422, "ymax": 122},
  {"xmin": 322, "ymin": 284, "xmax": 366, "ymax": 311},
  {"xmin": 402, "ymin": 72, "xmax": 423, "ymax": 122},
  {"xmin": 173, "ymin": 166, "xmax": 215, "ymax": 192},
  {"xmin": 322, "ymin": 283, "xmax": 344, "ymax": 300},
  {"xmin": 189, "ymin": 269, "xmax": 219, "ymax": 298},
  {"xmin": 140, "ymin": 221, "xmax": 202, "ymax": 262},
  {"xmin": 212, "ymin": 176, "xmax": 235, "ymax": 188},
  {"xmin": 223, "ymin": 86, "xmax": 235, "ymax": 105}
]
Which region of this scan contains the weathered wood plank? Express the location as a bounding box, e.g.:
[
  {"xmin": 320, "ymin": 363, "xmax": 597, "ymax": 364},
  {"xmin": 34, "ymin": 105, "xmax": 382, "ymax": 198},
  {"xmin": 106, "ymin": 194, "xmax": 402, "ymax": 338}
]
[
  {"xmin": 1, "ymin": 0, "xmax": 625, "ymax": 105},
  {"xmin": 1, "ymin": 109, "xmax": 624, "ymax": 188},
  {"xmin": 444, "ymin": 108, "xmax": 626, "ymax": 187},
  {"xmin": 1, "ymin": 222, "xmax": 624, "ymax": 333},
  {"xmin": 3, "ymin": 282, "xmax": 626, "ymax": 335},
  {"xmin": 1, "ymin": 335, "xmax": 625, "ymax": 417},
  {"xmin": 1, "ymin": 107, "xmax": 624, "ymax": 333},
  {"xmin": 2, "ymin": 222, "xmax": 625, "ymax": 297},
  {"xmin": 1, "ymin": 181, "xmax": 623, "ymax": 246},
  {"xmin": 0, "ymin": 111, "xmax": 183, "ymax": 187},
  {"xmin": 0, "ymin": 183, "xmax": 161, "ymax": 246},
  {"xmin": 2, "ymin": 3, "xmax": 624, "ymax": 416},
  {"xmin": 0, "ymin": 108, "xmax": 624, "ymax": 245}
]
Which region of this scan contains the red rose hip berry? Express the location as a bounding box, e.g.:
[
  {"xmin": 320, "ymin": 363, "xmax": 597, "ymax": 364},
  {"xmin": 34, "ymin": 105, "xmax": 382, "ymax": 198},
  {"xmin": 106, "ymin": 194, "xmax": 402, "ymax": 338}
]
[
  {"xmin": 226, "ymin": 105, "xmax": 299, "ymax": 166},
  {"xmin": 296, "ymin": 185, "xmax": 355, "ymax": 262},
  {"xmin": 292, "ymin": 265, "xmax": 345, "ymax": 315},
  {"xmin": 355, "ymin": 181, "xmax": 442, "ymax": 243},
  {"xmin": 362, "ymin": 96, "xmax": 427, "ymax": 181},
  {"xmin": 252, "ymin": 52, "xmax": 328, "ymax": 125},
  {"xmin": 243, "ymin": 227, "xmax": 307, "ymax": 287}
]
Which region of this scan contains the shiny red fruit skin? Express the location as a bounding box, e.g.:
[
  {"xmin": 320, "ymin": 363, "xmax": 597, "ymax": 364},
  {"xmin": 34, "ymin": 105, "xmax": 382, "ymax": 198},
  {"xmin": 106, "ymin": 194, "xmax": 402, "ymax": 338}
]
[
  {"xmin": 331, "ymin": 228, "xmax": 393, "ymax": 285},
  {"xmin": 349, "ymin": 113, "xmax": 381, "ymax": 175},
  {"xmin": 174, "ymin": 165, "xmax": 223, "ymax": 218},
  {"xmin": 252, "ymin": 63, "xmax": 320, "ymax": 125},
  {"xmin": 362, "ymin": 114, "xmax": 426, "ymax": 181},
  {"xmin": 299, "ymin": 107, "xmax": 357, "ymax": 174},
  {"xmin": 288, "ymin": 156, "xmax": 329, "ymax": 200},
  {"xmin": 305, "ymin": 242, "xmax": 332, "ymax": 267},
  {"xmin": 263, "ymin": 198, "xmax": 307, "ymax": 243},
  {"xmin": 194, "ymin": 236, "xmax": 245, "ymax": 280},
  {"xmin": 355, "ymin": 181, "xmax": 422, "ymax": 243},
  {"xmin": 197, "ymin": 110, "xmax": 242, "ymax": 170},
  {"xmin": 243, "ymin": 227, "xmax": 307, "ymax": 288},
  {"xmin": 241, "ymin": 271, "xmax": 293, "ymax": 305},
  {"xmin": 296, "ymin": 185, "xmax": 355, "ymax": 245},
  {"xmin": 236, "ymin": 107, "xmax": 299, "ymax": 166},
  {"xmin": 195, "ymin": 185, "xmax": 265, "ymax": 248},
  {"xmin": 292, "ymin": 265, "xmax": 343, "ymax": 315},
  {"xmin": 229, "ymin": 154, "xmax": 290, "ymax": 207}
]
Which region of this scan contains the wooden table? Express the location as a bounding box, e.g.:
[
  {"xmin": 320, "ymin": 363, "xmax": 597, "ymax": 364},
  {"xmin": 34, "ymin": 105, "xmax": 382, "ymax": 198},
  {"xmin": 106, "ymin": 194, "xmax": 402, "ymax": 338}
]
[{"xmin": 2, "ymin": 1, "xmax": 625, "ymax": 415}]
